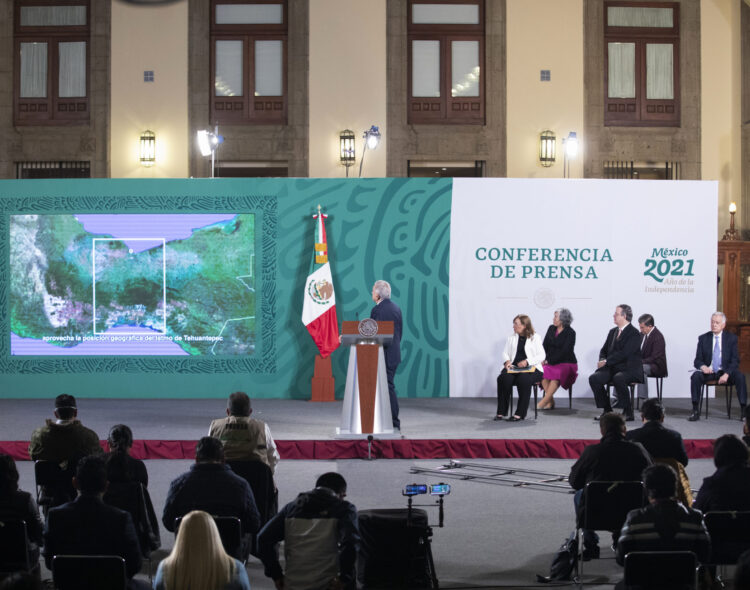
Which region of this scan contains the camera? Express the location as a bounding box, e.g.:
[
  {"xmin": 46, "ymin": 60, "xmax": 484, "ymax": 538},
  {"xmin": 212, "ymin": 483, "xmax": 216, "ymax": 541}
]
[
  {"xmin": 402, "ymin": 484, "xmax": 428, "ymax": 496},
  {"xmin": 429, "ymin": 483, "xmax": 451, "ymax": 496}
]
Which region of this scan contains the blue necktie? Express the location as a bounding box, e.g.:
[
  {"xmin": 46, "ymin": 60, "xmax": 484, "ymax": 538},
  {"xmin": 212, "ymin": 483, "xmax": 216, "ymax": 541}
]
[{"xmin": 712, "ymin": 336, "xmax": 721, "ymax": 373}]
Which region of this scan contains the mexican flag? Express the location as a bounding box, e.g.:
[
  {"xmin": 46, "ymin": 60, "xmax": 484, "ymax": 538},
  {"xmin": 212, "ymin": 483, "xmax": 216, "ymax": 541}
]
[{"xmin": 301, "ymin": 207, "xmax": 339, "ymax": 358}]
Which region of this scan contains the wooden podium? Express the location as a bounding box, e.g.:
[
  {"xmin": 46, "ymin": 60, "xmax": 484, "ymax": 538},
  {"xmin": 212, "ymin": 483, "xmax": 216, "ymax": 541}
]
[{"xmin": 337, "ymin": 319, "xmax": 394, "ymax": 436}]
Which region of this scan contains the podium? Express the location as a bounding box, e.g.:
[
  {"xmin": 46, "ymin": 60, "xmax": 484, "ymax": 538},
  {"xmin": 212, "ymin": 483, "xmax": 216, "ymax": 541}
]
[{"xmin": 337, "ymin": 319, "xmax": 395, "ymax": 436}]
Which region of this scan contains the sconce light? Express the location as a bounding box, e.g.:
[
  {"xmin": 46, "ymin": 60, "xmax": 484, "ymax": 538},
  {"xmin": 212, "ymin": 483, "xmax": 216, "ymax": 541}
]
[
  {"xmin": 723, "ymin": 201, "xmax": 739, "ymax": 241},
  {"xmin": 139, "ymin": 130, "xmax": 156, "ymax": 167},
  {"xmin": 539, "ymin": 130, "xmax": 556, "ymax": 167},
  {"xmin": 359, "ymin": 125, "xmax": 381, "ymax": 178},
  {"xmin": 339, "ymin": 130, "xmax": 355, "ymax": 176},
  {"xmin": 562, "ymin": 131, "xmax": 579, "ymax": 178}
]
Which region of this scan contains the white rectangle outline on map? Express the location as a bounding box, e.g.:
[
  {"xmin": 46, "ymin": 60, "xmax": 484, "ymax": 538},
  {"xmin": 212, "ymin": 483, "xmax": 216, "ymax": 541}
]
[{"xmin": 92, "ymin": 238, "xmax": 167, "ymax": 335}]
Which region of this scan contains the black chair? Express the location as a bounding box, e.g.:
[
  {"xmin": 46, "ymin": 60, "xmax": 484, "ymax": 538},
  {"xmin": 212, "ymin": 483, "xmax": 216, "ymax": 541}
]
[
  {"xmin": 606, "ymin": 382, "xmax": 638, "ymax": 414},
  {"xmin": 226, "ymin": 460, "xmax": 278, "ymax": 525},
  {"xmin": 0, "ymin": 519, "xmax": 34, "ymax": 575},
  {"xmin": 34, "ymin": 461, "xmax": 75, "ymax": 517},
  {"xmin": 699, "ymin": 381, "xmax": 735, "ymax": 419},
  {"xmin": 104, "ymin": 481, "xmax": 161, "ymax": 558},
  {"xmin": 52, "ymin": 555, "xmax": 126, "ymax": 590},
  {"xmin": 633, "ymin": 376, "xmax": 665, "ymax": 410},
  {"xmin": 575, "ymin": 481, "xmax": 645, "ymax": 583},
  {"xmin": 174, "ymin": 515, "xmax": 244, "ymax": 562},
  {"xmin": 507, "ymin": 383, "xmax": 540, "ymax": 419},
  {"xmin": 623, "ymin": 551, "xmax": 697, "ymax": 590},
  {"xmin": 703, "ymin": 511, "xmax": 750, "ymax": 565}
]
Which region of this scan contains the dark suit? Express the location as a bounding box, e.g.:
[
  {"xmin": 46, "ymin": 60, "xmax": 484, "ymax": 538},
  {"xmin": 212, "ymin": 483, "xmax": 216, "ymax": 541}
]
[
  {"xmin": 624, "ymin": 420, "xmax": 688, "ymax": 466},
  {"xmin": 589, "ymin": 324, "xmax": 643, "ymax": 415},
  {"xmin": 637, "ymin": 326, "xmax": 667, "ymax": 399},
  {"xmin": 44, "ymin": 495, "xmax": 143, "ymax": 579},
  {"xmin": 370, "ymin": 297, "xmax": 403, "ymax": 428},
  {"xmin": 690, "ymin": 330, "xmax": 747, "ymax": 408}
]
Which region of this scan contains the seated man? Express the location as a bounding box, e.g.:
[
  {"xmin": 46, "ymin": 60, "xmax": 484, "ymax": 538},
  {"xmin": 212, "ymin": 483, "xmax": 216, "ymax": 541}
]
[
  {"xmin": 589, "ymin": 304, "xmax": 643, "ymax": 421},
  {"xmin": 569, "ymin": 412, "xmax": 652, "ymax": 559},
  {"xmin": 625, "ymin": 399, "xmax": 688, "ymax": 466},
  {"xmin": 693, "ymin": 434, "xmax": 750, "ymax": 512},
  {"xmin": 257, "ymin": 472, "xmax": 359, "ymax": 590},
  {"xmin": 689, "ymin": 311, "xmax": 748, "ymax": 421},
  {"xmin": 29, "ymin": 394, "xmax": 101, "ymax": 508},
  {"xmin": 208, "ymin": 391, "xmax": 279, "ymax": 474},
  {"xmin": 636, "ymin": 314, "xmax": 667, "ymax": 401},
  {"xmin": 615, "ymin": 464, "xmax": 710, "ymax": 589},
  {"xmin": 43, "ymin": 455, "xmax": 147, "ymax": 590},
  {"xmin": 162, "ymin": 436, "xmax": 260, "ymax": 556}
]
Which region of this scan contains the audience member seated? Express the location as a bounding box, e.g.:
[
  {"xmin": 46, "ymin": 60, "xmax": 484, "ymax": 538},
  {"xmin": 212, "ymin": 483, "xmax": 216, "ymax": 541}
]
[
  {"xmin": 29, "ymin": 394, "xmax": 101, "ymax": 508},
  {"xmin": 105, "ymin": 424, "xmax": 147, "ymax": 487},
  {"xmin": 693, "ymin": 434, "xmax": 750, "ymax": 512},
  {"xmin": 589, "ymin": 305, "xmax": 643, "ymax": 421},
  {"xmin": 0, "ymin": 572, "xmax": 42, "ymax": 590},
  {"xmin": 258, "ymin": 472, "xmax": 359, "ymax": 590},
  {"xmin": 615, "ymin": 464, "xmax": 710, "ymax": 590},
  {"xmin": 538, "ymin": 308, "xmax": 578, "ymax": 410},
  {"xmin": 162, "ymin": 437, "xmax": 260, "ymax": 558},
  {"xmin": 43, "ymin": 455, "xmax": 147, "ymax": 590},
  {"xmin": 495, "ymin": 314, "xmax": 545, "ymax": 421},
  {"xmin": 636, "ymin": 313, "xmax": 668, "ymax": 401},
  {"xmin": 625, "ymin": 399, "xmax": 691, "ymax": 504},
  {"xmin": 153, "ymin": 510, "xmax": 250, "ymax": 590},
  {"xmin": 208, "ymin": 391, "xmax": 279, "ymax": 474},
  {"xmin": 744, "ymin": 405, "xmax": 750, "ymax": 448},
  {"xmin": 569, "ymin": 412, "xmax": 652, "ymax": 559},
  {"xmin": 689, "ymin": 311, "xmax": 748, "ymax": 421},
  {"xmin": 0, "ymin": 454, "xmax": 43, "ymax": 569}
]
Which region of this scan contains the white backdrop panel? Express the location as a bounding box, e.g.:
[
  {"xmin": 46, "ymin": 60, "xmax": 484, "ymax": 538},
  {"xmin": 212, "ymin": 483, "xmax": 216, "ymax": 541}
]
[{"xmin": 449, "ymin": 178, "xmax": 718, "ymax": 398}]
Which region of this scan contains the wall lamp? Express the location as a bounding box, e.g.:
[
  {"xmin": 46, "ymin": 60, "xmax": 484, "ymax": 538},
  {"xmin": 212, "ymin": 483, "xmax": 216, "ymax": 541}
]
[
  {"xmin": 139, "ymin": 130, "xmax": 156, "ymax": 167},
  {"xmin": 339, "ymin": 129, "xmax": 355, "ymax": 176},
  {"xmin": 197, "ymin": 125, "xmax": 224, "ymax": 178},
  {"xmin": 539, "ymin": 130, "xmax": 556, "ymax": 167},
  {"xmin": 723, "ymin": 201, "xmax": 739, "ymax": 241},
  {"xmin": 359, "ymin": 125, "xmax": 381, "ymax": 178},
  {"xmin": 563, "ymin": 132, "xmax": 578, "ymax": 178}
]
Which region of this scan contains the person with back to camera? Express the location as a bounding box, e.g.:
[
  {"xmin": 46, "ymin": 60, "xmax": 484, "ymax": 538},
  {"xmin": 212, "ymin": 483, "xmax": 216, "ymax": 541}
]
[
  {"xmin": 370, "ymin": 279, "xmax": 403, "ymax": 430},
  {"xmin": 105, "ymin": 424, "xmax": 148, "ymax": 487},
  {"xmin": 538, "ymin": 308, "xmax": 578, "ymax": 410},
  {"xmin": 153, "ymin": 509, "xmax": 251, "ymax": 590},
  {"xmin": 0, "ymin": 453, "xmax": 43, "ymax": 569},
  {"xmin": 693, "ymin": 433, "xmax": 750, "ymax": 512},
  {"xmin": 495, "ymin": 314, "xmax": 545, "ymax": 422}
]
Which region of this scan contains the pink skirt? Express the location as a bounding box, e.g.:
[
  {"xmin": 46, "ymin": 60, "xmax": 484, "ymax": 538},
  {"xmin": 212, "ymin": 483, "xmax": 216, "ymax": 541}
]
[{"xmin": 543, "ymin": 363, "xmax": 578, "ymax": 390}]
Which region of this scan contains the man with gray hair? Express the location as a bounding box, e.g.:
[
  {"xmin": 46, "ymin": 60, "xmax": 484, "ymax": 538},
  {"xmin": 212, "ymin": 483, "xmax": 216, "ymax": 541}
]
[
  {"xmin": 370, "ymin": 280, "xmax": 403, "ymax": 429},
  {"xmin": 689, "ymin": 311, "xmax": 747, "ymax": 421}
]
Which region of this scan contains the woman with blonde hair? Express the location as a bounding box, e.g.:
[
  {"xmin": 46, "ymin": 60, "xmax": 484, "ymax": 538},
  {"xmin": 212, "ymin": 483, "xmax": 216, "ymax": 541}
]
[
  {"xmin": 495, "ymin": 314, "xmax": 545, "ymax": 421},
  {"xmin": 153, "ymin": 510, "xmax": 250, "ymax": 590}
]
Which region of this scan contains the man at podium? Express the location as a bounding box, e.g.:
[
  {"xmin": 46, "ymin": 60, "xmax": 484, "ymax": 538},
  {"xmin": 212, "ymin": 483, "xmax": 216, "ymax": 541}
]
[{"xmin": 370, "ymin": 280, "xmax": 403, "ymax": 429}]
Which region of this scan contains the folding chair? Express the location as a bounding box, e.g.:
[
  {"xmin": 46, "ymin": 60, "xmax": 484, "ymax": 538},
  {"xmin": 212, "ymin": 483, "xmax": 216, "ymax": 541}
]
[
  {"xmin": 0, "ymin": 519, "xmax": 34, "ymax": 574},
  {"xmin": 606, "ymin": 382, "xmax": 637, "ymax": 414},
  {"xmin": 508, "ymin": 383, "xmax": 540, "ymax": 419},
  {"xmin": 174, "ymin": 515, "xmax": 244, "ymax": 562},
  {"xmin": 703, "ymin": 510, "xmax": 750, "ymax": 582},
  {"xmin": 52, "ymin": 555, "xmax": 126, "ymax": 590},
  {"xmin": 575, "ymin": 481, "xmax": 645, "ymax": 584},
  {"xmin": 699, "ymin": 381, "xmax": 734, "ymax": 419},
  {"xmin": 623, "ymin": 551, "xmax": 697, "ymax": 590}
]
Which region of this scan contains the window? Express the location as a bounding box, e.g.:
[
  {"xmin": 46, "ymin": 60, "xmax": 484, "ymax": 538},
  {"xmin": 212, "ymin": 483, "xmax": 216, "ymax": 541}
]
[
  {"xmin": 408, "ymin": 0, "xmax": 484, "ymax": 124},
  {"xmin": 604, "ymin": 160, "xmax": 680, "ymax": 179},
  {"xmin": 407, "ymin": 160, "xmax": 484, "ymax": 177},
  {"xmin": 16, "ymin": 160, "xmax": 90, "ymax": 178},
  {"xmin": 210, "ymin": 0, "xmax": 287, "ymax": 124},
  {"xmin": 214, "ymin": 161, "xmax": 288, "ymax": 177},
  {"xmin": 14, "ymin": 1, "xmax": 90, "ymax": 125},
  {"xmin": 605, "ymin": 2, "xmax": 679, "ymax": 126}
]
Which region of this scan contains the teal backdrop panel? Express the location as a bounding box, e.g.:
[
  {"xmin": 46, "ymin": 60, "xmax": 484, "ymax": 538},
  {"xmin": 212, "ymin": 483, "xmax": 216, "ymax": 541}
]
[{"xmin": 0, "ymin": 178, "xmax": 451, "ymax": 399}]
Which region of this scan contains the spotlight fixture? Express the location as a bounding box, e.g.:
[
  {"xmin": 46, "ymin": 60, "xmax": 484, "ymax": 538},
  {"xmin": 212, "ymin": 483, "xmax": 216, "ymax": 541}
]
[
  {"xmin": 139, "ymin": 130, "xmax": 156, "ymax": 167},
  {"xmin": 562, "ymin": 132, "xmax": 579, "ymax": 178},
  {"xmin": 359, "ymin": 125, "xmax": 381, "ymax": 178},
  {"xmin": 539, "ymin": 130, "xmax": 556, "ymax": 167},
  {"xmin": 196, "ymin": 126, "xmax": 224, "ymax": 178}
]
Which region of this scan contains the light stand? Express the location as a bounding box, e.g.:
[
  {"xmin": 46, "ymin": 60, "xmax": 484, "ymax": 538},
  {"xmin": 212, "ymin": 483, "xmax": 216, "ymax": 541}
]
[
  {"xmin": 197, "ymin": 125, "xmax": 224, "ymax": 178},
  {"xmin": 358, "ymin": 125, "xmax": 381, "ymax": 178}
]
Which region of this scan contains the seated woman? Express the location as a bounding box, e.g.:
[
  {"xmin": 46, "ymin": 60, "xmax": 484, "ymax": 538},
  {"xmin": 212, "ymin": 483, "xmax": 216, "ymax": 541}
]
[
  {"xmin": 495, "ymin": 314, "xmax": 545, "ymax": 421},
  {"xmin": 0, "ymin": 453, "xmax": 43, "ymax": 569},
  {"xmin": 538, "ymin": 308, "xmax": 578, "ymax": 410},
  {"xmin": 154, "ymin": 510, "xmax": 251, "ymax": 590},
  {"xmin": 693, "ymin": 434, "xmax": 750, "ymax": 512},
  {"xmin": 105, "ymin": 424, "xmax": 148, "ymax": 487}
]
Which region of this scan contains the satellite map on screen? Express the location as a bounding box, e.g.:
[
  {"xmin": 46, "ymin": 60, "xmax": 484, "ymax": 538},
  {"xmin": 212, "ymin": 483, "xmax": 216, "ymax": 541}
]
[{"xmin": 10, "ymin": 213, "xmax": 255, "ymax": 356}]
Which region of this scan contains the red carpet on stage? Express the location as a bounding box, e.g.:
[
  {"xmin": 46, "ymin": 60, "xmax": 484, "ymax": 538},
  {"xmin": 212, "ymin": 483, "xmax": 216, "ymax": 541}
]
[{"xmin": 0, "ymin": 438, "xmax": 716, "ymax": 461}]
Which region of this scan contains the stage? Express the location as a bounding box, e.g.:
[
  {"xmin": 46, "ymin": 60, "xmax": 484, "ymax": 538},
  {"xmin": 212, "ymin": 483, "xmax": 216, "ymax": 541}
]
[{"xmin": 1, "ymin": 395, "xmax": 740, "ymax": 462}]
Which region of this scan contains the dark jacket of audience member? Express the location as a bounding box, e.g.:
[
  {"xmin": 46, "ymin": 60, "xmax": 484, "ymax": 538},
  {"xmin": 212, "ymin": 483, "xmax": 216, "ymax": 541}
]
[
  {"xmin": 43, "ymin": 455, "xmax": 143, "ymax": 579},
  {"xmin": 616, "ymin": 464, "xmax": 710, "ymax": 566},
  {"xmin": 258, "ymin": 473, "xmax": 359, "ymax": 590},
  {"xmin": 0, "ymin": 454, "xmax": 43, "ymax": 564},
  {"xmin": 161, "ymin": 437, "xmax": 260, "ymax": 535},
  {"xmin": 569, "ymin": 429, "xmax": 652, "ymax": 491},
  {"xmin": 624, "ymin": 401, "xmax": 688, "ymax": 466},
  {"xmin": 694, "ymin": 434, "xmax": 750, "ymax": 512}
]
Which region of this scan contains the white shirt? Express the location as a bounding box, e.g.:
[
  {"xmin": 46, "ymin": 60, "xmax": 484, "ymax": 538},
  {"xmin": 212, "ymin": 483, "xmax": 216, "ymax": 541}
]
[{"xmin": 501, "ymin": 332, "xmax": 546, "ymax": 372}]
